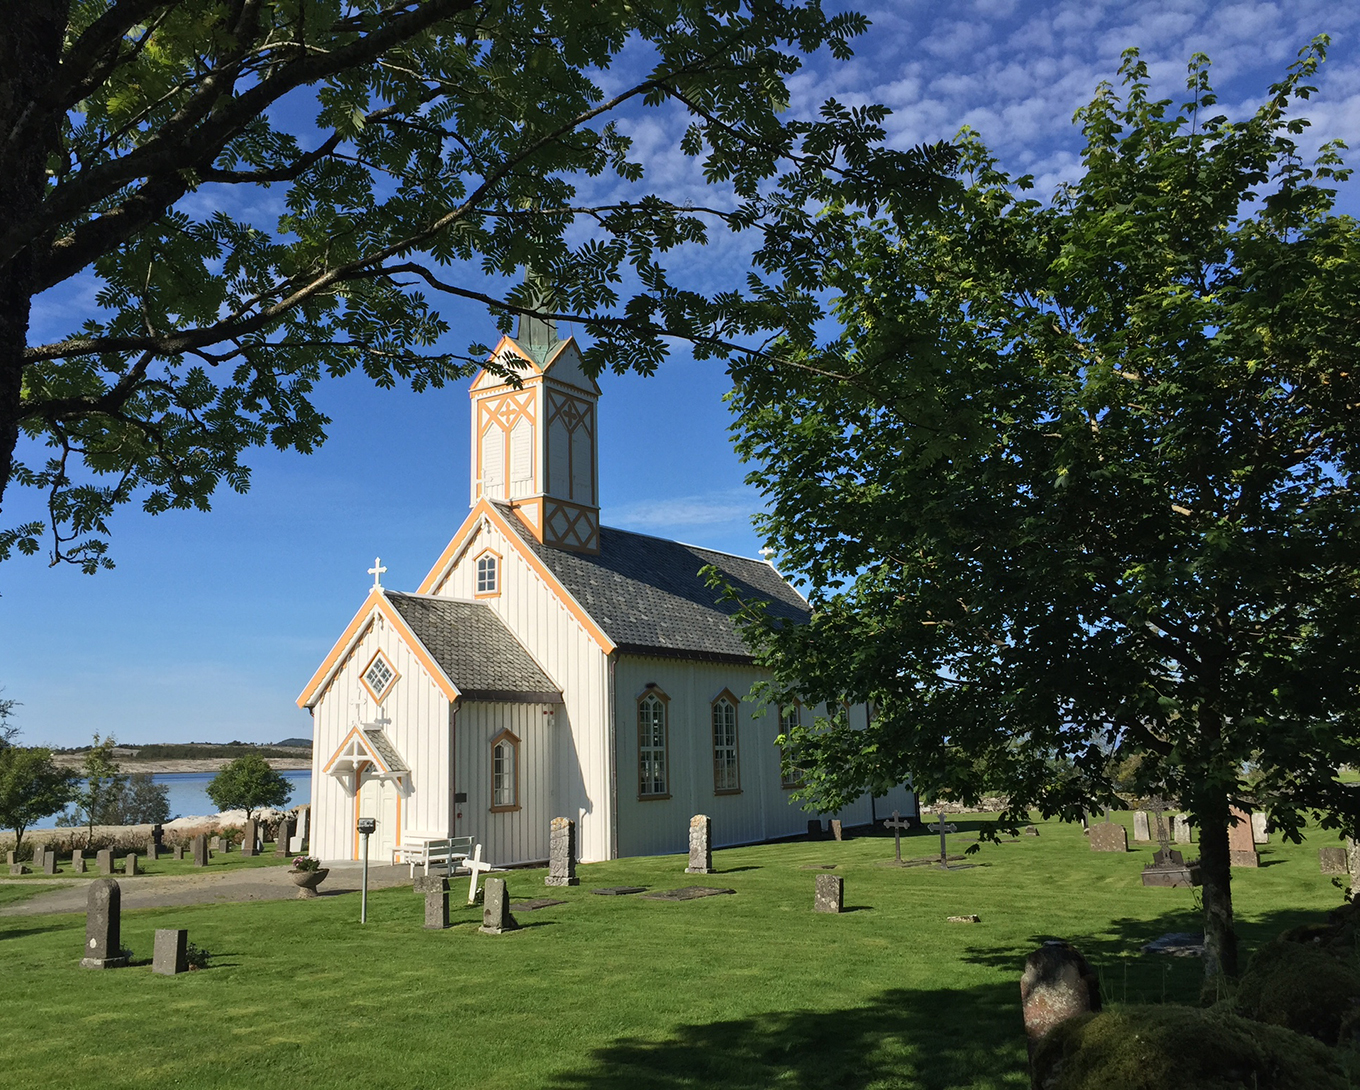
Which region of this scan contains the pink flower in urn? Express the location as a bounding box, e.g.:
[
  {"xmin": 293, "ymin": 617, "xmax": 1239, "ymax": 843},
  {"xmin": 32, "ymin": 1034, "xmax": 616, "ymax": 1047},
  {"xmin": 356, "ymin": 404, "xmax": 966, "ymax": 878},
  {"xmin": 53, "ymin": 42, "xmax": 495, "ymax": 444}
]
[{"xmin": 292, "ymin": 856, "xmax": 321, "ymax": 872}]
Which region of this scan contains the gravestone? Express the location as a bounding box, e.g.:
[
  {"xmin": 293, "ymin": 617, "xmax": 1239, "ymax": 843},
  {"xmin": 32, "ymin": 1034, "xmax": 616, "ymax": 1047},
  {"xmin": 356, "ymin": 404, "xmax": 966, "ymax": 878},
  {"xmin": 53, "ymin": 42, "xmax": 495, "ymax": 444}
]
[
  {"xmin": 1142, "ymin": 798, "xmax": 1201, "ymax": 888},
  {"xmin": 275, "ymin": 819, "xmax": 296, "ymax": 856},
  {"xmin": 191, "ymin": 834, "xmax": 209, "ymax": 868},
  {"xmin": 1020, "ymin": 941, "xmax": 1100, "ymax": 1064},
  {"xmin": 171, "ymin": 845, "xmax": 184, "ymax": 862},
  {"xmin": 1133, "ymin": 811, "xmax": 1151, "ymax": 842},
  {"xmin": 686, "ymin": 814, "xmax": 713, "ymax": 875},
  {"xmin": 1088, "ymin": 822, "xmax": 1128, "ymax": 853},
  {"xmin": 151, "ymin": 824, "xmax": 165, "ymax": 850},
  {"xmin": 546, "ymin": 817, "xmax": 579, "ymax": 886},
  {"xmin": 814, "ymin": 873, "xmax": 843, "ymax": 914},
  {"xmin": 43, "ymin": 850, "xmax": 57, "ymax": 875},
  {"xmin": 289, "ymin": 836, "xmax": 304, "ymax": 853},
  {"xmin": 1172, "ymin": 815, "xmax": 1193, "ymax": 844},
  {"xmin": 643, "ymin": 886, "xmax": 735, "ymax": 901},
  {"xmin": 1319, "ymin": 847, "xmax": 1347, "ymax": 875},
  {"xmin": 124, "ymin": 853, "xmax": 138, "ymax": 877},
  {"xmin": 1228, "ymin": 806, "xmax": 1258, "ymax": 867},
  {"xmin": 479, "ymin": 877, "xmax": 518, "ymax": 934},
  {"xmin": 1024, "ymin": 826, "xmax": 1040, "ymax": 837},
  {"xmin": 591, "ymin": 886, "xmax": 647, "ymax": 896},
  {"xmin": 145, "ymin": 839, "xmax": 159, "ymax": 861},
  {"xmin": 71, "ymin": 850, "xmax": 85, "ymax": 874},
  {"xmin": 96, "ymin": 848, "xmax": 114, "ymax": 876},
  {"xmin": 152, "ymin": 929, "xmax": 189, "ymax": 975},
  {"xmin": 7, "ymin": 864, "xmax": 23, "ymax": 875},
  {"xmin": 240, "ymin": 819, "xmax": 257, "ymax": 857},
  {"xmin": 830, "ymin": 819, "xmax": 843, "ymax": 842},
  {"xmin": 1251, "ymin": 812, "xmax": 1269, "ymax": 844},
  {"xmin": 1348, "ymin": 839, "xmax": 1360, "ymax": 880},
  {"xmin": 4, "ymin": 850, "xmax": 14, "ymax": 866},
  {"xmin": 209, "ymin": 836, "xmax": 222, "ymax": 852},
  {"xmin": 31, "ymin": 848, "xmax": 46, "ymax": 871},
  {"xmin": 883, "ymin": 811, "xmax": 911, "ymax": 864},
  {"xmin": 81, "ymin": 878, "xmax": 128, "ymax": 969},
  {"xmin": 806, "ymin": 819, "xmax": 823, "ymax": 839},
  {"xmin": 295, "ymin": 805, "xmax": 310, "ymax": 847},
  {"xmin": 413, "ymin": 875, "xmax": 449, "ymax": 930}
]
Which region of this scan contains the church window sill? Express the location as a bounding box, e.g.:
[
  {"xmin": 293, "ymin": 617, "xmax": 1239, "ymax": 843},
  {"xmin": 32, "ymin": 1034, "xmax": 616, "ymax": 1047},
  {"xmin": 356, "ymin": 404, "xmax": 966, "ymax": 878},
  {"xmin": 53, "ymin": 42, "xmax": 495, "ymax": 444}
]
[
  {"xmin": 714, "ymin": 788, "xmax": 743, "ymax": 796},
  {"xmin": 489, "ymin": 804, "xmax": 521, "ymax": 814},
  {"xmin": 637, "ymin": 793, "xmax": 672, "ymax": 802}
]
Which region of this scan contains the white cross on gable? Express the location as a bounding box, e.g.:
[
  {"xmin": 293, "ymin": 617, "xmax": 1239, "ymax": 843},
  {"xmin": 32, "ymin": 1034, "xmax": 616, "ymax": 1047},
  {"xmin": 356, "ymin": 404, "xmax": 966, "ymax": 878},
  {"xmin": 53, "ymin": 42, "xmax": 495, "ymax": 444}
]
[
  {"xmin": 463, "ymin": 842, "xmax": 492, "ymax": 904},
  {"xmin": 368, "ymin": 557, "xmax": 387, "ymax": 590}
]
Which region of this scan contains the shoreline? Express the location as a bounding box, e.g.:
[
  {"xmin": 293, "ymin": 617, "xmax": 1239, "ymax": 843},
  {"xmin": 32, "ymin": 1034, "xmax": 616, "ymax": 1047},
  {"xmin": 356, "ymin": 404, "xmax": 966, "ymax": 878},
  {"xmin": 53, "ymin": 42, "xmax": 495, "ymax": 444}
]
[{"xmin": 50, "ymin": 757, "xmax": 311, "ymax": 774}]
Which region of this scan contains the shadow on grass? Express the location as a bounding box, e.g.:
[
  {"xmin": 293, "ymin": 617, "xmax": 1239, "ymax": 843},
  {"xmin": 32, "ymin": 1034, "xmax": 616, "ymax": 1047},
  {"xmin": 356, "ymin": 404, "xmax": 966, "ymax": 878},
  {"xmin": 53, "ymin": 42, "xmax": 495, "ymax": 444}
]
[
  {"xmin": 0, "ymin": 921, "xmax": 72, "ymax": 942},
  {"xmin": 545, "ymin": 984, "xmax": 1027, "ymax": 1090}
]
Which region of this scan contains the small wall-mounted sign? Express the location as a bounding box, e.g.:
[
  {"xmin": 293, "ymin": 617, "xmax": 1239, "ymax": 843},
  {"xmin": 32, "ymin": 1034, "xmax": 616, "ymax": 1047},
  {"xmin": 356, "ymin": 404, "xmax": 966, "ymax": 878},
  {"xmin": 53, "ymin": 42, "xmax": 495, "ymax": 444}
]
[{"xmin": 357, "ymin": 817, "xmax": 376, "ymax": 834}]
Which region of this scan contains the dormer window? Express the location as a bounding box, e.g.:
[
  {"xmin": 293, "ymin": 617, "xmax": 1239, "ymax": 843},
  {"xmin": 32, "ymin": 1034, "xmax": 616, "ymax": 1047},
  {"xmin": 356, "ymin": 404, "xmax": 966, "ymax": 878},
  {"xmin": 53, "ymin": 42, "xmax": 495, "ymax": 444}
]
[
  {"xmin": 361, "ymin": 650, "xmax": 399, "ymax": 704},
  {"xmin": 475, "ymin": 550, "xmax": 500, "ymax": 597}
]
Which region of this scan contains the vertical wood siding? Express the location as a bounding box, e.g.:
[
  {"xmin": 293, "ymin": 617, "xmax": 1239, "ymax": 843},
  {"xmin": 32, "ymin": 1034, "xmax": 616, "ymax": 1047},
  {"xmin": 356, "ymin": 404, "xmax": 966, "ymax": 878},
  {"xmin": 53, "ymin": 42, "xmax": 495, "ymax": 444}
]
[
  {"xmin": 455, "ymin": 702, "xmax": 556, "ymax": 865},
  {"xmin": 309, "ymin": 608, "xmax": 451, "ymax": 861},
  {"xmin": 433, "ymin": 518, "xmax": 613, "ymax": 861}
]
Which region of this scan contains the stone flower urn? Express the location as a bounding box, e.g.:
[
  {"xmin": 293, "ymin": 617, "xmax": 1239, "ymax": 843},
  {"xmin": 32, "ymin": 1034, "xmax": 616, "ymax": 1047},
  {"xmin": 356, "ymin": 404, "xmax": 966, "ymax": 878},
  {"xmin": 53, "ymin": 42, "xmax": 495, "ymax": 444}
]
[{"xmin": 289, "ymin": 867, "xmax": 329, "ymax": 899}]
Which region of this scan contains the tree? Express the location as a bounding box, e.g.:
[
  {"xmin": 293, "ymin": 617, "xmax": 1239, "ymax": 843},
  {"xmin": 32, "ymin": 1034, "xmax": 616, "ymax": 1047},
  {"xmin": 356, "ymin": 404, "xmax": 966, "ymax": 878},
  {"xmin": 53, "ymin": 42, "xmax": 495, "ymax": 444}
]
[
  {"xmin": 207, "ymin": 753, "xmax": 292, "ymax": 821},
  {"xmin": 100, "ymin": 772, "xmax": 171, "ymax": 825},
  {"xmin": 1, "ymin": 1, "xmax": 949, "ymax": 570},
  {"xmin": 0, "ymin": 690, "xmax": 17, "ymax": 748},
  {"xmin": 71, "ymin": 733, "xmax": 127, "ymax": 843},
  {"xmin": 727, "ymin": 43, "xmax": 1360, "ymax": 982},
  {"xmin": 0, "ymin": 746, "xmax": 80, "ymax": 851}
]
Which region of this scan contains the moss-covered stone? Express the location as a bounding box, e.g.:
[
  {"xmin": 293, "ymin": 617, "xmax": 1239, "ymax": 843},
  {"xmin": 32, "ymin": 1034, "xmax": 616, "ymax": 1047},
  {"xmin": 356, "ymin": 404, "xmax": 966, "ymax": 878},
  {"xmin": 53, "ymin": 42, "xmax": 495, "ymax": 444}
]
[
  {"xmin": 1030, "ymin": 1005, "xmax": 1351, "ymax": 1090},
  {"xmin": 1233, "ymin": 934, "xmax": 1360, "ymax": 1044}
]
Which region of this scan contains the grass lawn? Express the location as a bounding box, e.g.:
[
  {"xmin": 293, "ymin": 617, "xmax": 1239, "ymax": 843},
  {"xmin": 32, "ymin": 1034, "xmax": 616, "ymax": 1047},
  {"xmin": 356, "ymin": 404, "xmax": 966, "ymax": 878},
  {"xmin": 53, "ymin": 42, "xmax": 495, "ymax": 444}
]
[
  {"xmin": 0, "ymin": 814, "xmax": 1342, "ymax": 1090},
  {"xmin": 4, "ymin": 844, "xmax": 295, "ymax": 882}
]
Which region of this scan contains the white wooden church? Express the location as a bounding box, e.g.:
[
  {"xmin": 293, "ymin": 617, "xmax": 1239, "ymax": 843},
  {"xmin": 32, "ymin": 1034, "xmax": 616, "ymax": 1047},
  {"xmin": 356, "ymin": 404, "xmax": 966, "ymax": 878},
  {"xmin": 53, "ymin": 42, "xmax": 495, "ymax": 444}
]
[{"xmin": 298, "ymin": 316, "xmax": 914, "ymax": 866}]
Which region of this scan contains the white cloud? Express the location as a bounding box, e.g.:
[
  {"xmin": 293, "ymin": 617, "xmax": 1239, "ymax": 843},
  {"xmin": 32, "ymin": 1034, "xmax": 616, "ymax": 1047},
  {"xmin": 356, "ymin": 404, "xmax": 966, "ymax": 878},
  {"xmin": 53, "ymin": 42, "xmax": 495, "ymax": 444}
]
[{"xmin": 607, "ymin": 488, "xmax": 764, "ymax": 533}]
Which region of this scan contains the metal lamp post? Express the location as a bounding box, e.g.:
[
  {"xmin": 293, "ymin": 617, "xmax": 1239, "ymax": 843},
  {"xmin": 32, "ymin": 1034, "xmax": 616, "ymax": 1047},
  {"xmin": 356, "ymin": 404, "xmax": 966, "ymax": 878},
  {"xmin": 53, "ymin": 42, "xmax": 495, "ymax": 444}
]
[{"xmin": 357, "ymin": 817, "xmax": 376, "ymax": 923}]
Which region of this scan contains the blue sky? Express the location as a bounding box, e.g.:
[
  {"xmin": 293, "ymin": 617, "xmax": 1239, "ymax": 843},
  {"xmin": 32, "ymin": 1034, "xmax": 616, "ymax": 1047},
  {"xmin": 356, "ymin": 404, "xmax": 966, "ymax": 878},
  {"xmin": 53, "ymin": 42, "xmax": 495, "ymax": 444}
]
[{"xmin": 4, "ymin": 0, "xmax": 1359, "ymax": 748}]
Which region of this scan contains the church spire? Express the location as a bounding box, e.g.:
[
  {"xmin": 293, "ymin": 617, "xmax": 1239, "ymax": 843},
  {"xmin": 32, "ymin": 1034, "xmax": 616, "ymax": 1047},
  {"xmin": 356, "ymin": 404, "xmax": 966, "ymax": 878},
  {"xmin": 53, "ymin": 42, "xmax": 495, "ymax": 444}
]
[{"xmin": 514, "ymin": 268, "xmax": 557, "ymax": 361}]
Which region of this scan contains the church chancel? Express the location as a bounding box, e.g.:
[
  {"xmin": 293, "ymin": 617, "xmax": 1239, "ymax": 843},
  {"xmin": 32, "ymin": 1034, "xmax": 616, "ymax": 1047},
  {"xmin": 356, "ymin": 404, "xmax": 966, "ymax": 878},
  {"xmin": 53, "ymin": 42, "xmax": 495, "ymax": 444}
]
[{"xmin": 298, "ymin": 316, "xmax": 914, "ymax": 865}]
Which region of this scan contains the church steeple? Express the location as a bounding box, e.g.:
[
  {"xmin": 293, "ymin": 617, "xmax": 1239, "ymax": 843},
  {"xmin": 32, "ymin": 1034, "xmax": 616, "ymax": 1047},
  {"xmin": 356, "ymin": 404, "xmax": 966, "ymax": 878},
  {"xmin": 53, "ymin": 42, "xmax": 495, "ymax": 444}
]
[{"xmin": 469, "ymin": 311, "xmax": 601, "ymax": 554}]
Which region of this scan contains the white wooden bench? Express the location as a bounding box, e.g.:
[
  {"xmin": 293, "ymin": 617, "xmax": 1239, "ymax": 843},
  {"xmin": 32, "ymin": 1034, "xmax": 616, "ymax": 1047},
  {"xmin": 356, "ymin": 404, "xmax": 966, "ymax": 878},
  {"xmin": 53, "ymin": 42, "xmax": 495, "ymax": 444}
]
[{"xmin": 397, "ymin": 835, "xmax": 474, "ymax": 876}]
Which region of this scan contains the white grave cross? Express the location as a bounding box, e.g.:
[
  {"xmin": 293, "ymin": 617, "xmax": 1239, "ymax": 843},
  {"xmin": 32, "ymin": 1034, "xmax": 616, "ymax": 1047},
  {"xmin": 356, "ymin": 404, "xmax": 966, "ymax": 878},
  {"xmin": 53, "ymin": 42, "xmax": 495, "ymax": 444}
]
[{"xmin": 463, "ymin": 843, "xmax": 492, "ymax": 904}]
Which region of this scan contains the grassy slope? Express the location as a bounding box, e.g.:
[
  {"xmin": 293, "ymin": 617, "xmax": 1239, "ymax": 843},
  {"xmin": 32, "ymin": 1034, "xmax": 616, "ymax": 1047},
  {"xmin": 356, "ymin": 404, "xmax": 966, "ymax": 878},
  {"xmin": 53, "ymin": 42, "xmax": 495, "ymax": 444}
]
[{"xmin": 0, "ymin": 815, "xmax": 1340, "ymax": 1090}]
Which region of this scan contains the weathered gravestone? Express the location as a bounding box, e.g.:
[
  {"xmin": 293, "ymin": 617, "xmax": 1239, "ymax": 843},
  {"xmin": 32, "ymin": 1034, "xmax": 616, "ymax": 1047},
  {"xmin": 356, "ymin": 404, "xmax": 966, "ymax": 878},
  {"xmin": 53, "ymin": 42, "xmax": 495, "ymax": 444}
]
[
  {"xmin": 145, "ymin": 839, "xmax": 159, "ymax": 861},
  {"xmin": 479, "ymin": 877, "xmax": 518, "ymax": 934},
  {"xmin": 289, "ymin": 835, "xmax": 304, "ymax": 853},
  {"xmin": 1172, "ymin": 814, "xmax": 1193, "ymax": 844},
  {"xmin": 686, "ymin": 814, "xmax": 713, "ymax": 875},
  {"xmin": 240, "ymin": 819, "xmax": 257, "ymax": 857},
  {"xmin": 1020, "ymin": 941, "xmax": 1101, "ymax": 1065},
  {"xmin": 830, "ymin": 819, "xmax": 843, "ymax": 842},
  {"xmin": 807, "ymin": 819, "xmax": 823, "ymax": 840},
  {"xmin": 124, "ymin": 853, "xmax": 138, "ymax": 877},
  {"xmin": 1133, "ymin": 811, "xmax": 1151, "ymax": 842},
  {"xmin": 1251, "ymin": 811, "xmax": 1269, "ymax": 844},
  {"xmin": 1024, "ymin": 826, "xmax": 1040, "ymax": 837},
  {"xmin": 43, "ymin": 850, "xmax": 57, "ymax": 875},
  {"xmin": 275, "ymin": 819, "xmax": 296, "ymax": 856},
  {"xmin": 171, "ymin": 845, "xmax": 184, "ymax": 862},
  {"xmin": 546, "ymin": 817, "xmax": 579, "ymax": 886},
  {"xmin": 71, "ymin": 849, "xmax": 85, "ymax": 874},
  {"xmin": 7, "ymin": 863, "xmax": 23, "ymax": 875},
  {"xmin": 1319, "ymin": 847, "xmax": 1348, "ymax": 875},
  {"xmin": 209, "ymin": 836, "xmax": 222, "ymax": 852},
  {"xmin": 1345, "ymin": 838, "xmax": 1360, "ymax": 880},
  {"xmin": 1228, "ymin": 806, "xmax": 1258, "ymax": 868},
  {"xmin": 814, "ymin": 873, "xmax": 843, "ymax": 914},
  {"xmin": 153, "ymin": 929, "xmax": 189, "ymax": 976},
  {"xmin": 295, "ymin": 805, "xmax": 310, "ymax": 847},
  {"xmin": 81, "ymin": 878, "xmax": 128, "ymax": 969},
  {"xmin": 4, "ymin": 850, "xmax": 15, "ymax": 866},
  {"xmin": 1088, "ymin": 822, "xmax": 1128, "ymax": 853},
  {"xmin": 151, "ymin": 824, "xmax": 165, "ymax": 851},
  {"xmin": 191, "ymin": 834, "xmax": 209, "ymax": 868},
  {"xmin": 96, "ymin": 849, "xmax": 114, "ymax": 876},
  {"xmin": 31, "ymin": 847, "xmax": 47, "ymax": 871},
  {"xmin": 413, "ymin": 875, "xmax": 449, "ymax": 930},
  {"xmin": 1142, "ymin": 799, "xmax": 1201, "ymax": 888}
]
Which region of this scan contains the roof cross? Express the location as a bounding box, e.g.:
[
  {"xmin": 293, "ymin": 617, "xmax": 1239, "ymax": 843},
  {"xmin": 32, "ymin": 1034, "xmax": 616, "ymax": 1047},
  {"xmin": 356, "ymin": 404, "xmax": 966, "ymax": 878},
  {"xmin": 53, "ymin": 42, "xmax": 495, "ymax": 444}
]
[{"xmin": 368, "ymin": 557, "xmax": 387, "ymax": 591}]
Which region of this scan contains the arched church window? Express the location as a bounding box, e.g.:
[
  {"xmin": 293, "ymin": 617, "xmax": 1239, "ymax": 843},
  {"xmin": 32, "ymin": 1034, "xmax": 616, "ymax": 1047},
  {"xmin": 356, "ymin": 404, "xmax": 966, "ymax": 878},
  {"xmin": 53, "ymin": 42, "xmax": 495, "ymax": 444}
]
[
  {"xmin": 476, "ymin": 551, "xmax": 500, "ymax": 596},
  {"xmin": 711, "ymin": 692, "xmax": 740, "ymax": 793},
  {"xmin": 491, "ymin": 729, "xmax": 520, "ymax": 812},
  {"xmin": 638, "ymin": 689, "xmax": 669, "ymax": 798},
  {"xmin": 779, "ymin": 704, "xmax": 804, "ymax": 789}
]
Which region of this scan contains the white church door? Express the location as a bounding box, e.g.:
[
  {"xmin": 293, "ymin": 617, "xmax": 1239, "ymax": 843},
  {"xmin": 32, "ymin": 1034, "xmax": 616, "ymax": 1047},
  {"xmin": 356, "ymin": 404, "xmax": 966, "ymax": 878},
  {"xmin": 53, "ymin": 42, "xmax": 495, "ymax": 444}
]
[{"xmin": 356, "ymin": 772, "xmax": 400, "ymax": 863}]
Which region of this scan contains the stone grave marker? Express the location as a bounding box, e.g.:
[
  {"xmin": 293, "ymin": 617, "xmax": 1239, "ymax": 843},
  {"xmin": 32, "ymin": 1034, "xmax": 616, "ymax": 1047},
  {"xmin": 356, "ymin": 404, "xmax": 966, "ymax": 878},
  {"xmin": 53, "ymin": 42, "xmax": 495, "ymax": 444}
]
[
  {"xmin": 1088, "ymin": 822, "xmax": 1128, "ymax": 853},
  {"xmin": 289, "ymin": 835, "xmax": 304, "ymax": 853},
  {"xmin": 151, "ymin": 824, "xmax": 165, "ymax": 851},
  {"xmin": 686, "ymin": 814, "xmax": 713, "ymax": 875},
  {"xmin": 948, "ymin": 915, "xmax": 982, "ymax": 923},
  {"xmin": 814, "ymin": 873, "xmax": 843, "ymax": 914},
  {"xmin": 191, "ymin": 834, "xmax": 209, "ymax": 868},
  {"xmin": 171, "ymin": 845, "xmax": 184, "ymax": 861},
  {"xmin": 124, "ymin": 853, "xmax": 138, "ymax": 877},
  {"xmin": 1142, "ymin": 797, "xmax": 1200, "ymax": 888},
  {"xmin": 96, "ymin": 848, "xmax": 114, "ymax": 876},
  {"xmin": 1024, "ymin": 826, "xmax": 1040, "ymax": 837},
  {"xmin": 480, "ymin": 877, "xmax": 518, "ymax": 934},
  {"xmin": 591, "ymin": 886, "xmax": 647, "ymax": 896},
  {"xmin": 1251, "ymin": 812, "xmax": 1269, "ymax": 844},
  {"xmin": 275, "ymin": 819, "xmax": 296, "ymax": 856},
  {"xmin": 1020, "ymin": 941, "xmax": 1100, "ymax": 1065},
  {"xmin": 295, "ymin": 805, "xmax": 310, "ymax": 847},
  {"xmin": 4, "ymin": 850, "xmax": 14, "ymax": 866},
  {"xmin": 240, "ymin": 819, "xmax": 257, "ymax": 857},
  {"xmin": 929, "ymin": 809, "xmax": 954, "ymax": 865},
  {"xmin": 1228, "ymin": 806, "xmax": 1258, "ymax": 867},
  {"xmin": 71, "ymin": 850, "xmax": 85, "ymax": 874},
  {"xmin": 209, "ymin": 836, "xmax": 222, "ymax": 852},
  {"xmin": 643, "ymin": 886, "xmax": 735, "ymax": 901},
  {"xmin": 546, "ymin": 817, "xmax": 579, "ymax": 886},
  {"xmin": 1171, "ymin": 815, "xmax": 1193, "ymax": 844},
  {"xmin": 153, "ymin": 929, "xmax": 189, "ymax": 976},
  {"xmin": 30, "ymin": 848, "xmax": 46, "ymax": 871},
  {"xmin": 145, "ymin": 839, "xmax": 159, "ymax": 861},
  {"xmin": 806, "ymin": 819, "xmax": 823, "ymax": 839},
  {"xmin": 883, "ymin": 811, "xmax": 911, "ymax": 864},
  {"xmin": 7, "ymin": 863, "xmax": 23, "ymax": 875},
  {"xmin": 413, "ymin": 875, "xmax": 449, "ymax": 930},
  {"xmin": 1319, "ymin": 847, "xmax": 1348, "ymax": 875},
  {"xmin": 43, "ymin": 850, "xmax": 57, "ymax": 875},
  {"xmin": 830, "ymin": 819, "xmax": 843, "ymax": 842},
  {"xmin": 81, "ymin": 878, "xmax": 128, "ymax": 969},
  {"xmin": 1133, "ymin": 811, "xmax": 1151, "ymax": 842}
]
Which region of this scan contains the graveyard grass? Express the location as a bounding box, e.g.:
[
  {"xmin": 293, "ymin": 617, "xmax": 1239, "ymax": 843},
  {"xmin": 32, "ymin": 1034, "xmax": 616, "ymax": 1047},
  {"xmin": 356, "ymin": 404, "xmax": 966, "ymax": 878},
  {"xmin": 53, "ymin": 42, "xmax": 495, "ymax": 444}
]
[{"xmin": 0, "ymin": 815, "xmax": 1343, "ymax": 1090}]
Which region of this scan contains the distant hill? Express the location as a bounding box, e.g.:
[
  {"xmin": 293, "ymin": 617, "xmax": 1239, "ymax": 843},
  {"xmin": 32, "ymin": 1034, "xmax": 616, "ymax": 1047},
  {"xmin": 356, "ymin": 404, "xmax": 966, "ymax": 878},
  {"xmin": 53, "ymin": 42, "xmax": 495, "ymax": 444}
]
[
  {"xmin": 53, "ymin": 741, "xmax": 311, "ymax": 760},
  {"xmin": 276, "ymin": 737, "xmax": 312, "ymax": 748}
]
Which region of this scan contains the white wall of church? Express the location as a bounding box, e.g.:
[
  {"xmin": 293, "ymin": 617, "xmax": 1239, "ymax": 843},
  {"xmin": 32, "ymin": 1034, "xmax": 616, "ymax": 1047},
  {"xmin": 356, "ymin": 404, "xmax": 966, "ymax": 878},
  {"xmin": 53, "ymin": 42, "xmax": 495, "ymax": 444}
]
[
  {"xmin": 611, "ymin": 655, "xmax": 913, "ymax": 857},
  {"xmin": 309, "ymin": 610, "xmax": 452, "ymax": 861},
  {"xmin": 454, "ymin": 701, "xmax": 557, "ymax": 866},
  {"xmin": 432, "ymin": 520, "xmax": 613, "ymax": 862}
]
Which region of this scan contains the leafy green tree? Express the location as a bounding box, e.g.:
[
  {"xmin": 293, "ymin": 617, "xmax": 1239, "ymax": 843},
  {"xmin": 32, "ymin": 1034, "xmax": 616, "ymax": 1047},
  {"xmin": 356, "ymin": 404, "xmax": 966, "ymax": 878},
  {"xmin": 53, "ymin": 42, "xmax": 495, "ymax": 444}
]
[
  {"xmin": 727, "ymin": 43, "xmax": 1360, "ymax": 981},
  {"xmin": 0, "ymin": 745, "xmax": 80, "ymax": 852},
  {"xmin": 101, "ymin": 772, "xmax": 171, "ymax": 825},
  {"xmin": 0, "ymin": 690, "xmax": 17, "ymax": 748},
  {"xmin": 207, "ymin": 754, "xmax": 292, "ymax": 822},
  {"xmin": 0, "ymin": 0, "xmax": 948, "ymax": 570},
  {"xmin": 71, "ymin": 733, "xmax": 127, "ymax": 843}
]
